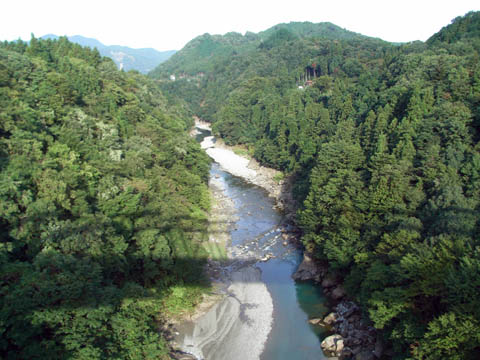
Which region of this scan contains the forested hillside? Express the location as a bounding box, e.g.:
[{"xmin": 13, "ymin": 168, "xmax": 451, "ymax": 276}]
[
  {"xmin": 149, "ymin": 21, "xmax": 385, "ymax": 119},
  {"xmin": 151, "ymin": 21, "xmax": 374, "ymax": 77},
  {"xmin": 150, "ymin": 13, "xmax": 480, "ymax": 359},
  {"xmin": 41, "ymin": 34, "xmax": 176, "ymax": 74},
  {"xmin": 0, "ymin": 36, "xmax": 211, "ymax": 359}
]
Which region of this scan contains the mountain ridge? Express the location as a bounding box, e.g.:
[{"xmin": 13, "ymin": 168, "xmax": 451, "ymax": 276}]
[
  {"xmin": 427, "ymin": 10, "xmax": 480, "ymax": 45},
  {"xmin": 41, "ymin": 34, "xmax": 176, "ymax": 73},
  {"xmin": 150, "ymin": 20, "xmax": 387, "ymax": 78},
  {"xmin": 257, "ymin": 21, "xmax": 378, "ymax": 41}
]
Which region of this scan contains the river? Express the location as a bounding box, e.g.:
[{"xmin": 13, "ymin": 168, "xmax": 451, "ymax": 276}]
[{"xmin": 175, "ymin": 126, "xmax": 331, "ymax": 360}]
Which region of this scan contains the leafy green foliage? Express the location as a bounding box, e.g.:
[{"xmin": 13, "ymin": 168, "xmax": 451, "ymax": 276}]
[
  {"xmin": 158, "ymin": 12, "xmax": 480, "ymax": 359},
  {"xmin": 260, "ymin": 28, "xmax": 299, "ymax": 50},
  {"xmin": 0, "ymin": 36, "xmax": 211, "ymax": 359},
  {"xmin": 427, "ymin": 11, "xmax": 480, "ymax": 47}
]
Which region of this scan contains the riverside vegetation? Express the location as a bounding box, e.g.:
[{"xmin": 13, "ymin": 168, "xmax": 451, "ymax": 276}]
[{"xmin": 151, "ymin": 12, "xmax": 480, "ymax": 359}]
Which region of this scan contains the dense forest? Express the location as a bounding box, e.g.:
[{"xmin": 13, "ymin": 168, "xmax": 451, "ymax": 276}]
[
  {"xmin": 2, "ymin": 11, "xmax": 480, "ymax": 360},
  {"xmin": 150, "ymin": 21, "xmax": 381, "ymax": 120},
  {"xmin": 151, "ymin": 12, "xmax": 480, "ymax": 359},
  {"xmin": 40, "ymin": 34, "xmax": 177, "ymax": 74},
  {"xmin": 0, "ymin": 37, "xmax": 211, "ymax": 358}
]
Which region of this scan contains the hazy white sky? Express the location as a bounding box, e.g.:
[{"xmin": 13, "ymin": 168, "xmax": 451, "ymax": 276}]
[{"xmin": 1, "ymin": 0, "xmax": 479, "ymax": 51}]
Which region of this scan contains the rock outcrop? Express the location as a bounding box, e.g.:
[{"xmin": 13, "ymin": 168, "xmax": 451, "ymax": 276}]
[
  {"xmin": 331, "ymin": 285, "xmax": 346, "ymax": 300},
  {"xmin": 292, "ymin": 252, "xmax": 326, "ymax": 281},
  {"xmin": 323, "ymin": 312, "xmax": 338, "ymax": 325},
  {"xmin": 318, "ymin": 301, "xmax": 382, "ymax": 359},
  {"xmin": 321, "ymin": 334, "xmax": 345, "ymax": 356},
  {"xmin": 293, "ymin": 252, "xmax": 383, "ymax": 359}
]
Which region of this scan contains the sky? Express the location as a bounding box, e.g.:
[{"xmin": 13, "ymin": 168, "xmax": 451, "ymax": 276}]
[{"xmin": 1, "ymin": 0, "xmax": 479, "ymax": 51}]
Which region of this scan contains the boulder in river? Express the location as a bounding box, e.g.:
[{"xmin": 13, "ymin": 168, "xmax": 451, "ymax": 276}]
[
  {"xmin": 260, "ymin": 253, "xmax": 274, "ymax": 262},
  {"xmin": 323, "ymin": 312, "xmax": 338, "ymax": 325},
  {"xmin": 321, "ymin": 334, "xmax": 345, "ymax": 356},
  {"xmin": 292, "ymin": 252, "xmax": 322, "ymax": 281},
  {"xmin": 308, "ymin": 318, "xmax": 323, "ymax": 326}
]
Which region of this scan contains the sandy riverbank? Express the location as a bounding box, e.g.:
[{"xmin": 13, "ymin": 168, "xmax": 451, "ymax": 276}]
[
  {"xmin": 173, "ymin": 122, "xmax": 276, "ymax": 360},
  {"xmin": 176, "ymin": 266, "xmax": 273, "ymax": 360},
  {"xmin": 202, "ymin": 136, "xmax": 257, "ymax": 179},
  {"xmin": 197, "ymin": 121, "xmax": 287, "ymax": 203}
]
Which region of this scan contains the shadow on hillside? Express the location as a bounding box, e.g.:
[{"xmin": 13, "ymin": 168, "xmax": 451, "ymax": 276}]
[{"xmin": 0, "ymin": 243, "xmax": 271, "ymax": 359}]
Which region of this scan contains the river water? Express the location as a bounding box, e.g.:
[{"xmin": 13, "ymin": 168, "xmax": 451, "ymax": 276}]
[{"xmin": 181, "ymin": 128, "xmax": 330, "ymax": 359}]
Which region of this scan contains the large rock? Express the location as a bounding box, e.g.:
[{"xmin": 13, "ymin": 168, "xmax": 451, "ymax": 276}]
[
  {"xmin": 321, "ymin": 334, "xmax": 345, "ymax": 355},
  {"xmin": 292, "ymin": 253, "xmax": 320, "ymax": 281},
  {"xmin": 331, "ymin": 285, "xmax": 346, "ymax": 300},
  {"xmin": 323, "ymin": 312, "xmax": 338, "ymax": 325},
  {"xmin": 348, "ymin": 314, "xmax": 361, "ymax": 324},
  {"xmin": 308, "ymin": 318, "xmax": 323, "ymax": 325},
  {"xmin": 346, "ymin": 336, "xmax": 362, "ymax": 347},
  {"xmin": 336, "ymin": 301, "xmax": 358, "ymax": 318},
  {"xmin": 321, "ymin": 275, "xmax": 338, "ymax": 288},
  {"xmin": 351, "ymin": 330, "xmax": 370, "ymax": 342},
  {"xmin": 337, "ymin": 321, "xmax": 354, "ymax": 338}
]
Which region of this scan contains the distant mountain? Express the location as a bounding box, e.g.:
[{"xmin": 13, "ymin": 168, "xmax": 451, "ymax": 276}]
[
  {"xmin": 258, "ymin": 21, "xmax": 375, "ymax": 41},
  {"xmin": 149, "ymin": 20, "xmax": 389, "ymax": 122},
  {"xmin": 41, "ymin": 34, "xmax": 176, "ymax": 73},
  {"xmin": 151, "ymin": 21, "xmax": 384, "ymax": 77},
  {"xmin": 151, "ymin": 32, "xmax": 257, "ymax": 76}
]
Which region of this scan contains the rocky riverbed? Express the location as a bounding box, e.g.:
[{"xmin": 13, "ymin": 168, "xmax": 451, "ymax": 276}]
[
  {"xmin": 178, "ymin": 120, "xmax": 383, "ymax": 360},
  {"xmin": 293, "ymin": 253, "xmax": 385, "ymax": 359},
  {"xmin": 171, "ymin": 123, "xmax": 279, "ymax": 360},
  {"xmin": 198, "ymin": 120, "xmax": 384, "ymax": 359},
  {"xmin": 195, "ymin": 121, "xmax": 297, "ymax": 215},
  {"xmin": 174, "ymin": 265, "xmax": 273, "ymax": 360}
]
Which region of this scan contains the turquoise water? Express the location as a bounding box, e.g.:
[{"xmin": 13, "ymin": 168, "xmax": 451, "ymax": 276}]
[
  {"xmin": 213, "ymin": 166, "xmax": 329, "ymax": 359},
  {"xmin": 199, "ymin": 128, "xmax": 330, "ymax": 359},
  {"xmin": 259, "ymin": 259, "xmax": 329, "ymax": 360}
]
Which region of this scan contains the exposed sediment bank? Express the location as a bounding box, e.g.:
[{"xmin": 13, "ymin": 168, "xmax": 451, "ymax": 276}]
[
  {"xmin": 177, "ymin": 267, "xmax": 273, "ymax": 360},
  {"xmin": 197, "ymin": 119, "xmax": 383, "ymax": 360},
  {"xmin": 173, "ymin": 122, "xmax": 275, "ymax": 360},
  {"xmin": 197, "ymin": 121, "xmax": 283, "ymax": 199}
]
